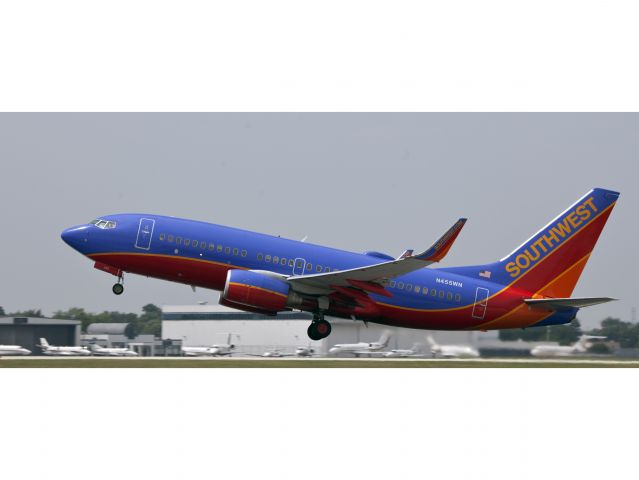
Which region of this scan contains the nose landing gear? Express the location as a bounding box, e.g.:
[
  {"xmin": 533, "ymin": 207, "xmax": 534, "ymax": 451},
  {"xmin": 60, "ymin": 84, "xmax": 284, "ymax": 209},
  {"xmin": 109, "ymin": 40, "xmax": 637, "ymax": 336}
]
[
  {"xmin": 112, "ymin": 275, "xmax": 124, "ymax": 295},
  {"xmin": 307, "ymin": 313, "xmax": 332, "ymax": 341}
]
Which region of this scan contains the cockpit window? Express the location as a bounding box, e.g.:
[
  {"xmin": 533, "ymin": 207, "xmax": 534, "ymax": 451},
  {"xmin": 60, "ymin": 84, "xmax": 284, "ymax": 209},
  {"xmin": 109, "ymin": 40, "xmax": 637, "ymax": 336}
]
[{"xmin": 90, "ymin": 219, "xmax": 116, "ymax": 229}]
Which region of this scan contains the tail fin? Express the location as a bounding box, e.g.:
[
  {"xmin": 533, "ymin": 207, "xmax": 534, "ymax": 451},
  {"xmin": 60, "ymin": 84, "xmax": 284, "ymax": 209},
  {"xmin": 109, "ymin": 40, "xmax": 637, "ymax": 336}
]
[
  {"xmin": 378, "ymin": 330, "xmax": 392, "ymax": 347},
  {"xmin": 39, "ymin": 338, "xmax": 49, "ymax": 348},
  {"xmin": 445, "ymin": 188, "xmax": 619, "ymax": 297}
]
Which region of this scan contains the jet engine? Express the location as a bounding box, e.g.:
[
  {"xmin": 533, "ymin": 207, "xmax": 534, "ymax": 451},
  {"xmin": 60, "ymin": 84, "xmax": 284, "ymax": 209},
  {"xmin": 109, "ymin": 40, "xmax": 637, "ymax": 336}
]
[{"xmin": 222, "ymin": 270, "xmax": 303, "ymax": 313}]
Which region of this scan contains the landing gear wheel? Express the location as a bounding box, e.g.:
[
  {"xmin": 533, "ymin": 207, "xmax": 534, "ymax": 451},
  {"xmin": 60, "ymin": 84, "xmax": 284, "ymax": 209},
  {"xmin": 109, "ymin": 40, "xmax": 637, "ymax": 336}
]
[
  {"xmin": 315, "ymin": 319, "xmax": 331, "ymax": 338},
  {"xmin": 112, "ymin": 283, "xmax": 124, "ymax": 295},
  {"xmin": 307, "ymin": 318, "xmax": 332, "ymax": 340},
  {"xmin": 307, "ymin": 324, "xmax": 322, "ymax": 341}
]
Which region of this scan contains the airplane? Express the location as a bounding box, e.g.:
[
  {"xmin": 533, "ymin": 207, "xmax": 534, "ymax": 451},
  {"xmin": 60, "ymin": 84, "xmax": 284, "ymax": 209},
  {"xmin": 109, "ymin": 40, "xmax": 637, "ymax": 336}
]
[
  {"xmin": 61, "ymin": 187, "xmax": 619, "ymax": 340},
  {"xmin": 328, "ymin": 330, "xmax": 392, "ymax": 356},
  {"xmin": 181, "ymin": 334, "xmax": 236, "ymax": 357},
  {"xmin": 426, "ymin": 335, "xmax": 480, "ymax": 359},
  {"xmin": 39, "ymin": 337, "xmax": 91, "ymax": 356},
  {"xmin": 260, "ymin": 349, "xmax": 291, "ymax": 357},
  {"xmin": 88, "ymin": 343, "xmax": 138, "ymax": 357},
  {"xmin": 0, "ymin": 345, "xmax": 31, "ymax": 356},
  {"xmin": 530, "ymin": 335, "xmax": 607, "ymax": 358},
  {"xmin": 380, "ymin": 343, "xmax": 425, "ymax": 358},
  {"xmin": 294, "ymin": 345, "xmax": 319, "ymax": 357}
]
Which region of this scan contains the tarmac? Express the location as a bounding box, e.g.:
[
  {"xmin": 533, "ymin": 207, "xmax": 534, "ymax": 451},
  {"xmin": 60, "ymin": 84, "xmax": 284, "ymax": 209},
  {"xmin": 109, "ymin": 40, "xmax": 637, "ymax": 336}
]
[{"xmin": 2, "ymin": 356, "xmax": 639, "ymax": 367}]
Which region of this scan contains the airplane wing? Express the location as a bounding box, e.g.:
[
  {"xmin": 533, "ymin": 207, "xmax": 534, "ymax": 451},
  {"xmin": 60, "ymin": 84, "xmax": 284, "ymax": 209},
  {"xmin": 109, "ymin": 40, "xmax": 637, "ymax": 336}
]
[
  {"xmin": 287, "ymin": 218, "xmax": 467, "ymax": 295},
  {"xmin": 524, "ymin": 297, "xmax": 616, "ymax": 311}
]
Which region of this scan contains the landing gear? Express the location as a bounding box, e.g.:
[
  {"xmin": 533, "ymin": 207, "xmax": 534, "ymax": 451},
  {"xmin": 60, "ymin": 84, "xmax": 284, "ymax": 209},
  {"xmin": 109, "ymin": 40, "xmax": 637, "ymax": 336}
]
[
  {"xmin": 307, "ymin": 314, "xmax": 332, "ymax": 340},
  {"xmin": 112, "ymin": 275, "xmax": 124, "ymax": 295}
]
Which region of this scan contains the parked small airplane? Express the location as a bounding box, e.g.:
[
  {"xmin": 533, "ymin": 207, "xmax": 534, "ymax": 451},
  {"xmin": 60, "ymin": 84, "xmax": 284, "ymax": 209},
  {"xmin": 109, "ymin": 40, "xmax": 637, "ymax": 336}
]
[
  {"xmin": 181, "ymin": 334, "xmax": 236, "ymax": 357},
  {"xmin": 328, "ymin": 330, "xmax": 392, "ymax": 356},
  {"xmin": 294, "ymin": 345, "xmax": 319, "ymax": 357},
  {"xmin": 0, "ymin": 345, "xmax": 31, "ymax": 356},
  {"xmin": 88, "ymin": 343, "xmax": 138, "ymax": 357},
  {"xmin": 62, "ymin": 188, "xmax": 619, "ymax": 339},
  {"xmin": 39, "ymin": 338, "xmax": 91, "ymax": 356},
  {"xmin": 426, "ymin": 335, "xmax": 480, "ymax": 358},
  {"xmin": 530, "ymin": 335, "xmax": 607, "ymax": 357},
  {"xmin": 381, "ymin": 343, "xmax": 425, "ymax": 358},
  {"xmin": 260, "ymin": 349, "xmax": 291, "ymax": 357}
]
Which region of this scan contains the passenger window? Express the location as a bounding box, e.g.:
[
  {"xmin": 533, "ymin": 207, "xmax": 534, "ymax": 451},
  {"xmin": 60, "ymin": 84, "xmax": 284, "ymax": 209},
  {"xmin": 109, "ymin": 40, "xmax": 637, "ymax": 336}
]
[
  {"xmin": 316, "ymin": 265, "xmax": 322, "ymax": 272},
  {"xmin": 176, "ymin": 237, "xmax": 182, "ymax": 245},
  {"xmin": 324, "ymin": 266, "xmax": 330, "ymax": 272},
  {"xmin": 265, "ymin": 255, "xmax": 272, "ymax": 262},
  {"xmin": 415, "ymin": 286, "xmax": 421, "ymax": 293},
  {"xmin": 289, "ymin": 259, "xmax": 294, "ymax": 267},
  {"xmin": 242, "ymin": 250, "xmax": 248, "ymax": 257},
  {"xmin": 201, "ymin": 241, "xmax": 206, "ymax": 250},
  {"xmin": 455, "ymin": 293, "xmax": 461, "ymax": 302},
  {"xmin": 406, "ymin": 284, "xmax": 412, "ymax": 292},
  {"xmin": 192, "ymin": 240, "xmax": 198, "ymax": 247},
  {"xmin": 306, "ymin": 263, "xmax": 312, "ymax": 270},
  {"xmin": 439, "ymin": 290, "xmax": 445, "ymax": 298},
  {"xmin": 217, "ymin": 245, "xmax": 223, "ymax": 252},
  {"xmin": 159, "ymin": 233, "xmax": 165, "ymax": 241},
  {"xmin": 423, "ymin": 287, "xmax": 429, "ymax": 295},
  {"xmin": 168, "ymin": 235, "xmax": 174, "ymax": 243},
  {"xmin": 447, "ymin": 292, "xmax": 453, "ymax": 301},
  {"xmin": 398, "ymin": 282, "xmax": 404, "ymax": 289},
  {"xmin": 273, "ymin": 256, "xmax": 279, "ymax": 263},
  {"xmin": 209, "ymin": 243, "xmax": 215, "ymax": 251},
  {"xmin": 296, "ymin": 260, "xmax": 303, "ymax": 268},
  {"xmin": 431, "ymin": 289, "xmax": 436, "ymax": 297},
  {"xmin": 390, "ymin": 281, "xmax": 396, "ymax": 288},
  {"xmin": 233, "ymin": 248, "xmax": 239, "ymax": 256},
  {"xmin": 281, "ymin": 258, "xmax": 286, "ymax": 265},
  {"xmin": 184, "ymin": 239, "xmax": 191, "ymax": 246},
  {"xmin": 225, "ymin": 247, "xmax": 230, "ymax": 254},
  {"xmin": 258, "ymin": 253, "xmax": 264, "ymax": 261}
]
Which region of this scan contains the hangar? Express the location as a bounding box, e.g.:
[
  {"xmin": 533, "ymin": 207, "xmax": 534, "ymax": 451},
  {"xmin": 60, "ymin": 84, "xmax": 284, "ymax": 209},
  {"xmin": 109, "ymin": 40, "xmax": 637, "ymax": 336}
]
[
  {"xmin": 0, "ymin": 316, "xmax": 81, "ymax": 354},
  {"xmin": 161, "ymin": 304, "xmax": 482, "ymax": 356}
]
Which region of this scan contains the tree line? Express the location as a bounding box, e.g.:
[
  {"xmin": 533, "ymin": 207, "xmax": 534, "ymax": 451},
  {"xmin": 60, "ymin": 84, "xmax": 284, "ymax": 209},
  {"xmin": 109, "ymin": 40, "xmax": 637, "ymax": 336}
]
[{"xmin": 0, "ymin": 304, "xmax": 162, "ymax": 337}]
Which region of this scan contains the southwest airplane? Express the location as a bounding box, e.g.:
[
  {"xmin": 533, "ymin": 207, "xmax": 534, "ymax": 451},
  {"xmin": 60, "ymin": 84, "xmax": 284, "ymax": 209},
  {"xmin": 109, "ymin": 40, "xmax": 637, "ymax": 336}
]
[{"xmin": 61, "ymin": 188, "xmax": 619, "ymax": 341}]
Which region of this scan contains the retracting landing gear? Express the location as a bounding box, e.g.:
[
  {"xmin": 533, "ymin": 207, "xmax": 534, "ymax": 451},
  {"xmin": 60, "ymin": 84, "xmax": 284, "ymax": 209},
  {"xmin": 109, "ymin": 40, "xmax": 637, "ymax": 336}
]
[
  {"xmin": 112, "ymin": 274, "xmax": 124, "ymax": 295},
  {"xmin": 307, "ymin": 313, "xmax": 332, "ymax": 341}
]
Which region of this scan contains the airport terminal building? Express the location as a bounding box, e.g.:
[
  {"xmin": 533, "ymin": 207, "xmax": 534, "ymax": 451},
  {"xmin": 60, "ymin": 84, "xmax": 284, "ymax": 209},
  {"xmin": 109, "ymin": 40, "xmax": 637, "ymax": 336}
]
[{"xmin": 161, "ymin": 304, "xmax": 483, "ymax": 355}]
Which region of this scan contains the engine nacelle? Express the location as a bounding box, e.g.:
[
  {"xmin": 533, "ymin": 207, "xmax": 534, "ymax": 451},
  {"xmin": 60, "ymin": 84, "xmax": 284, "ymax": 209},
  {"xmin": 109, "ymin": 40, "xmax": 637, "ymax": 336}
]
[{"xmin": 223, "ymin": 270, "xmax": 294, "ymax": 313}]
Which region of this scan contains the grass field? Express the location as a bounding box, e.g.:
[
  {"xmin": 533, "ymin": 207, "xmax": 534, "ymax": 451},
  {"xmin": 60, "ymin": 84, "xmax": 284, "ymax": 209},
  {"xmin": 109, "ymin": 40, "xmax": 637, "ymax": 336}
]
[{"xmin": 2, "ymin": 357, "xmax": 639, "ymax": 368}]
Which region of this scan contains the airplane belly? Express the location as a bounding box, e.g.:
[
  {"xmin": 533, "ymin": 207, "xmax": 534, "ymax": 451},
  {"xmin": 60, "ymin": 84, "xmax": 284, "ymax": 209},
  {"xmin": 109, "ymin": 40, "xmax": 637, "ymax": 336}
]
[{"xmin": 89, "ymin": 252, "xmax": 231, "ymax": 291}]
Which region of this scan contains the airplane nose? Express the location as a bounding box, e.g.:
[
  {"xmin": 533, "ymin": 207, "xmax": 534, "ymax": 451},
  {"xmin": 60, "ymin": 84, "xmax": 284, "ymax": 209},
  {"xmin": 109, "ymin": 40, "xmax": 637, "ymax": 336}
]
[{"xmin": 61, "ymin": 225, "xmax": 90, "ymax": 251}]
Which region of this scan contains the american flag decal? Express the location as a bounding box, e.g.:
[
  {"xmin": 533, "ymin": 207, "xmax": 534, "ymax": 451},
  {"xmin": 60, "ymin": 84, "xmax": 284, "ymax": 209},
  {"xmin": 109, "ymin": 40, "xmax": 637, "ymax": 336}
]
[{"xmin": 479, "ymin": 270, "xmax": 492, "ymax": 279}]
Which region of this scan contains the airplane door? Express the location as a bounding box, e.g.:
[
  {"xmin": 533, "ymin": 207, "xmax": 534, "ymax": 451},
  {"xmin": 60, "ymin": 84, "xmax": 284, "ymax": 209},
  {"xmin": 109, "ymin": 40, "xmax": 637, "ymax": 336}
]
[
  {"xmin": 135, "ymin": 218, "xmax": 155, "ymax": 250},
  {"xmin": 293, "ymin": 258, "xmax": 306, "ymax": 275},
  {"xmin": 471, "ymin": 287, "xmax": 490, "ymax": 320}
]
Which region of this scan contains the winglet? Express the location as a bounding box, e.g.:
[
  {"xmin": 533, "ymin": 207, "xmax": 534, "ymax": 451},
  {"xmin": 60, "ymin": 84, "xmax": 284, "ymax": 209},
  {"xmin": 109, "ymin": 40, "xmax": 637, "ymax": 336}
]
[
  {"xmin": 415, "ymin": 218, "xmax": 467, "ymax": 263},
  {"xmin": 397, "ymin": 249, "xmax": 414, "ymax": 260}
]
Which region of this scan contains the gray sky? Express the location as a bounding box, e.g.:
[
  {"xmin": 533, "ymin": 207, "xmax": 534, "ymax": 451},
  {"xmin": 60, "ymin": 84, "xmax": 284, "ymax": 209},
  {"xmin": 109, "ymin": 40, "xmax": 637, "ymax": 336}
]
[{"xmin": 0, "ymin": 113, "xmax": 636, "ymax": 329}]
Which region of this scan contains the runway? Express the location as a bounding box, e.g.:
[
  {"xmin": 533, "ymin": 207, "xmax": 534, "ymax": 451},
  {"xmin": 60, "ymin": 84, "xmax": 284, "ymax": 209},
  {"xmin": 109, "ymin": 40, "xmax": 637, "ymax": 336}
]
[{"xmin": 2, "ymin": 356, "xmax": 639, "ymax": 368}]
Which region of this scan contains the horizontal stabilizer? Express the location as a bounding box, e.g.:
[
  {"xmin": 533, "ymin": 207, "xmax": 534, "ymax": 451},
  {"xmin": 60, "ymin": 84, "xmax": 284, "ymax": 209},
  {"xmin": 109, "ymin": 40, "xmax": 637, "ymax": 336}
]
[{"xmin": 524, "ymin": 297, "xmax": 616, "ymax": 311}]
